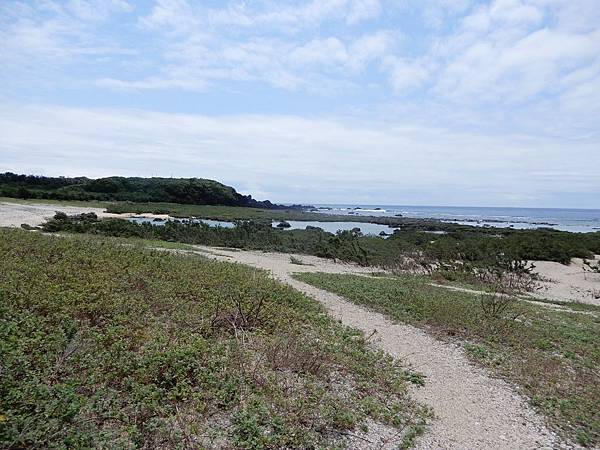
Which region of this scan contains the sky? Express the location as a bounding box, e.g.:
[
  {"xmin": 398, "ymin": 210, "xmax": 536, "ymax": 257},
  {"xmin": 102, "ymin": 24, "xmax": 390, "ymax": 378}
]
[{"xmin": 0, "ymin": 0, "xmax": 599, "ymax": 207}]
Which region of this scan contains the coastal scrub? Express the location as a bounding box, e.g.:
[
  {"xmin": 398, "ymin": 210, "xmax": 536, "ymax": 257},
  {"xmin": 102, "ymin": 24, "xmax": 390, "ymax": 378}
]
[{"xmin": 0, "ymin": 229, "xmax": 427, "ymax": 449}]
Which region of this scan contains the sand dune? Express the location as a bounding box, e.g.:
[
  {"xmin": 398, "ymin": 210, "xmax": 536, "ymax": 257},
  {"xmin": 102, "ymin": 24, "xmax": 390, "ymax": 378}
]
[{"xmin": 532, "ymin": 257, "xmax": 600, "ymax": 306}]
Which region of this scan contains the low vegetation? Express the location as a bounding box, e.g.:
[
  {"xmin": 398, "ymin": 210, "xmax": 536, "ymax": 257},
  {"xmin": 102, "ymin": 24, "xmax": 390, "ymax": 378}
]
[
  {"xmin": 293, "ymin": 272, "xmax": 600, "ymax": 447},
  {"xmin": 289, "ymin": 255, "xmax": 309, "ymax": 266},
  {"xmin": 42, "ymin": 213, "xmax": 600, "ymax": 269},
  {"xmin": 583, "ymin": 258, "xmax": 600, "ymax": 274},
  {"xmin": 0, "ymin": 229, "xmax": 428, "ymax": 449}
]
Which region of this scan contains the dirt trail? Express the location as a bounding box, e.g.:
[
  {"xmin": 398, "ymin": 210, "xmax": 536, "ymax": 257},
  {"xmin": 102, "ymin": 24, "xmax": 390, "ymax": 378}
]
[{"xmin": 192, "ymin": 246, "xmax": 569, "ymax": 450}]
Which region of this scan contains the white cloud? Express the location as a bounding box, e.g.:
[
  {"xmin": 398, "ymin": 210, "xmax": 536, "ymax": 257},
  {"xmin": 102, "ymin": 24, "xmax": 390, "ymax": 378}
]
[
  {"xmin": 346, "ymin": 0, "xmax": 382, "ymax": 25},
  {"xmin": 99, "ymin": 25, "xmax": 398, "ymax": 92},
  {"xmin": 1, "ymin": 104, "xmax": 598, "ymax": 206},
  {"xmin": 420, "ymin": 0, "xmax": 600, "ymax": 116},
  {"xmin": 65, "ymin": 0, "xmax": 132, "ymax": 22},
  {"xmin": 289, "ymin": 31, "xmax": 394, "ymax": 72},
  {"xmin": 96, "ymin": 75, "xmax": 209, "ymax": 91},
  {"xmin": 140, "ymin": 0, "xmax": 380, "ymax": 34},
  {"xmin": 138, "ymin": 0, "xmax": 198, "ymax": 33},
  {"xmin": 421, "ymin": 0, "xmax": 473, "ymax": 29},
  {"xmin": 289, "ymin": 37, "xmax": 348, "ymax": 67},
  {"xmin": 488, "ymin": 0, "xmax": 544, "ymax": 26},
  {"xmin": 0, "ymin": 0, "xmax": 133, "ymax": 83},
  {"xmin": 93, "ymin": 0, "xmax": 394, "ymax": 92},
  {"xmin": 384, "ymin": 57, "xmax": 430, "ymax": 92}
]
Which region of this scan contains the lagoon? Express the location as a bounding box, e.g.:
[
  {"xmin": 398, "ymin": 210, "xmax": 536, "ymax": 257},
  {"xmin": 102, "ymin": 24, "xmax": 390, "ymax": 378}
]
[{"xmin": 128, "ymin": 216, "xmax": 396, "ymax": 236}]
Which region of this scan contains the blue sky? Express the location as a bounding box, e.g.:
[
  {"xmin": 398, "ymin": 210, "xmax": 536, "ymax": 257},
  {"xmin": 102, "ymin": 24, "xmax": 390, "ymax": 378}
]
[{"xmin": 1, "ymin": 0, "xmax": 599, "ymax": 207}]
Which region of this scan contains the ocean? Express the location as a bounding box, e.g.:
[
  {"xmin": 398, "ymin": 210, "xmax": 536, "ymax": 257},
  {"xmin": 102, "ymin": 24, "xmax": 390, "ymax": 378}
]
[{"xmin": 313, "ymin": 204, "xmax": 600, "ymax": 233}]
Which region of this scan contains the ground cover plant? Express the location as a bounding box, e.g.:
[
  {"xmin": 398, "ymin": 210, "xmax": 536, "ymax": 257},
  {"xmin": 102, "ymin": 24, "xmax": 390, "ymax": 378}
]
[
  {"xmin": 293, "ymin": 272, "xmax": 600, "ymax": 447},
  {"xmin": 0, "ymin": 228, "xmax": 428, "ymax": 449}
]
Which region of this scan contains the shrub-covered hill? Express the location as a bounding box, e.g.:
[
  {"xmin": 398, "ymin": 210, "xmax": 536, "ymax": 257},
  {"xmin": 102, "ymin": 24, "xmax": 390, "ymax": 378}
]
[
  {"xmin": 0, "ymin": 229, "xmax": 427, "ymax": 449},
  {"xmin": 0, "ymin": 172, "xmax": 296, "ymax": 209}
]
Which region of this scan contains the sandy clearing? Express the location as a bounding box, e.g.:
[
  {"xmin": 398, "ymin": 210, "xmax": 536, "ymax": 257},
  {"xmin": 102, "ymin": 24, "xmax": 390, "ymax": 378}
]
[
  {"xmin": 0, "ymin": 202, "xmax": 176, "ymax": 228},
  {"xmin": 0, "ymin": 202, "xmax": 123, "ymax": 227},
  {"xmin": 191, "ymin": 246, "xmax": 570, "ymax": 450},
  {"xmin": 531, "ymin": 257, "xmax": 600, "ymax": 306}
]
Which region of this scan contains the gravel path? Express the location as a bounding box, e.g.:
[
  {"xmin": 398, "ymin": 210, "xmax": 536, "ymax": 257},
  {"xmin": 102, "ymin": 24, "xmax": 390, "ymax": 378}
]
[{"xmin": 192, "ymin": 246, "xmax": 569, "ymax": 450}]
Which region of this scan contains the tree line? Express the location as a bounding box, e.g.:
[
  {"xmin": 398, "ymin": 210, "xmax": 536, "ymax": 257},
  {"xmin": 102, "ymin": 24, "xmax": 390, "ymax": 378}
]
[{"xmin": 0, "ymin": 172, "xmax": 303, "ymax": 209}]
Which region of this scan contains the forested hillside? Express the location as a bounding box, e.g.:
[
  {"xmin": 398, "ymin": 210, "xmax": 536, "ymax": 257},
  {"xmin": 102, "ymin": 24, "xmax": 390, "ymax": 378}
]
[{"xmin": 0, "ymin": 173, "xmax": 292, "ymax": 208}]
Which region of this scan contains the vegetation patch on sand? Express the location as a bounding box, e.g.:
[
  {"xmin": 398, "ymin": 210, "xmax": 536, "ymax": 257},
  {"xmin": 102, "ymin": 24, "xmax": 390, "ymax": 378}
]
[
  {"xmin": 293, "ymin": 272, "xmax": 600, "ymax": 447},
  {"xmin": 0, "ymin": 229, "xmax": 428, "ymax": 449}
]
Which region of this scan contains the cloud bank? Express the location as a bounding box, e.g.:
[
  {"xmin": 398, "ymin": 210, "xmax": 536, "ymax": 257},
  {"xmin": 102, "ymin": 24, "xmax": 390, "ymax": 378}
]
[
  {"xmin": 1, "ymin": 104, "xmax": 598, "ymax": 207},
  {"xmin": 1, "ymin": 0, "xmax": 599, "ymax": 207}
]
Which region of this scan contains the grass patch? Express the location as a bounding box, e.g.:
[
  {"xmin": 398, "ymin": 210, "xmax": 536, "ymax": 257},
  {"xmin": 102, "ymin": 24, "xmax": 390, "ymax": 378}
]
[
  {"xmin": 294, "ymin": 272, "xmax": 600, "ymax": 447},
  {"xmin": 523, "ymin": 296, "xmax": 600, "ymax": 313},
  {"xmin": 0, "ymin": 229, "xmax": 428, "ymax": 448},
  {"xmin": 108, "ymin": 202, "xmax": 310, "ymax": 220}
]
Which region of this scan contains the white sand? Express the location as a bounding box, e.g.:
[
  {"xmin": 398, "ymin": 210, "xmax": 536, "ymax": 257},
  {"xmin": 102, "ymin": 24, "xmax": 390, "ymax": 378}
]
[
  {"xmin": 0, "ymin": 202, "xmax": 116, "ymax": 227},
  {"xmin": 532, "ymin": 257, "xmax": 600, "ymax": 306},
  {"xmin": 0, "ymin": 201, "xmax": 174, "ymax": 228}
]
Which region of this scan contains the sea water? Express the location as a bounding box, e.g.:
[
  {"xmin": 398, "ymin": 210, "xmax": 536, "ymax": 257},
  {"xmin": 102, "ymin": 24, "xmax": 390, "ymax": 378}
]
[{"xmin": 312, "ymin": 205, "xmax": 600, "ymax": 233}]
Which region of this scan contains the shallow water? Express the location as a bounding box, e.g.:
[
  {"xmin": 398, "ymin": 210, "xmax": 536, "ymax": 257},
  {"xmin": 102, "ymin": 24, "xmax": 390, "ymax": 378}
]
[
  {"xmin": 128, "ymin": 217, "xmax": 394, "ymax": 236},
  {"xmin": 271, "ymin": 220, "xmax": 394, "ymax": 235},
  {"xmin": 129, "ymin": 217, "xmax": 235, "ymax": 228}
]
